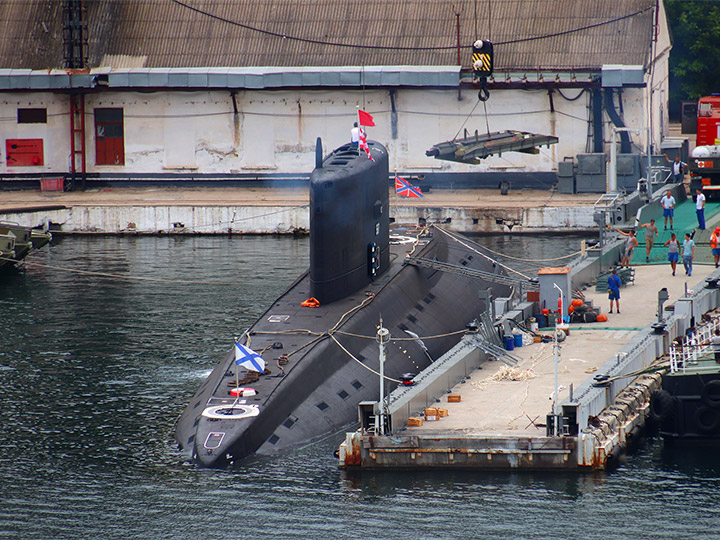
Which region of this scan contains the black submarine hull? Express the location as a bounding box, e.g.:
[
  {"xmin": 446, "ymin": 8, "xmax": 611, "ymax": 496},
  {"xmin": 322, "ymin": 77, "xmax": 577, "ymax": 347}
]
[{"xmin": 174, "ymin": 141, "xmax": 512, "ymax": 467}]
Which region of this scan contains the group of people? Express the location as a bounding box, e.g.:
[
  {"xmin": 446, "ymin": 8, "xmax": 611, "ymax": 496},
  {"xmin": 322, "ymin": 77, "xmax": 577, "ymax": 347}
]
[
  {"xmin": 616, "ymin": 183, "xmax": 719, "ymax": 274},
  {"xmin": 615, "ymin": 218, "xmax": 698, "ymax": 277},
  {"xmin": 606, "ymin": 156, "xmax": 714, "ymax": 314}
]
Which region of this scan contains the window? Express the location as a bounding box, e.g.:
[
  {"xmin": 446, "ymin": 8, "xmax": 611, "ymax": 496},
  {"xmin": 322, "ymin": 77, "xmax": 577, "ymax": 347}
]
[
  {"xmin": 94, "ymin": 108, "xmax": 124, "ymax": 165},
  {"xmin": 18, "ymin": 108, "xmax": 47, "ymax": 124}
]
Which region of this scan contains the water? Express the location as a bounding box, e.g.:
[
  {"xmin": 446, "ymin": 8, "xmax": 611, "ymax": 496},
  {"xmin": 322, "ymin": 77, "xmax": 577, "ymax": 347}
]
[{"xmin": 1, "ymin": 235, "xmax": 719, "ymax": 539}]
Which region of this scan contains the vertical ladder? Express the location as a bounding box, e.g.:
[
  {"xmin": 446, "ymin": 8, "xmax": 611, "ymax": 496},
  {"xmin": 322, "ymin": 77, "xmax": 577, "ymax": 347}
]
[{"xmin": 69, "ymin": 93, "xmax": 86, "ymax": 191}]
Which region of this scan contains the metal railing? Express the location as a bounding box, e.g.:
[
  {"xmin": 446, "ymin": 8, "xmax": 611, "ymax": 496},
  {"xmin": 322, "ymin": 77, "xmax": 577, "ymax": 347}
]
[{"xmin": 669, "ymin": 318, "xmax": 720, "ymax": 373}]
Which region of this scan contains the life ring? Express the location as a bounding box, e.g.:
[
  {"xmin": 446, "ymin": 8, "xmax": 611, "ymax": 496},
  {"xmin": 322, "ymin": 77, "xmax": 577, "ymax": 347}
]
[
  {"xmin": 649, "ymin": 390, "xmax": 675, "ymax": 422},
  {"xmin": 701, "ymin": 380, "xmax": 720, "ymax": 409},
  {"xmin": 695, "ymin": 406, "xmax": 720, "ymax": 433}
]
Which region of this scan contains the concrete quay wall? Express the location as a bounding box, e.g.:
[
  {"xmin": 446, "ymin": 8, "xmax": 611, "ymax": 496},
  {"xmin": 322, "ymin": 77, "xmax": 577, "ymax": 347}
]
[
  {"xmin": 0, "ymin": 202, "xmax": 596, "ymax": 234},
  {"xmin": 0, "ymin": 205, "xmax": 311, "ymax": 235}
]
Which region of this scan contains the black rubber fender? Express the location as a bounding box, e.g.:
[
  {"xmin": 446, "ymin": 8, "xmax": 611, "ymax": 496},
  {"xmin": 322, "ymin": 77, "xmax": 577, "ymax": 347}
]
[
  {"xmin": 701, "ymin": 380, "xmax": 720, "ymax": 409},
  {"xmin": 649, "ymin": 390, "xmax": 675, "ymax": 422},
  {"xmin": 695, "ymin": 406, "xmax": 720, "ymax": 433}
]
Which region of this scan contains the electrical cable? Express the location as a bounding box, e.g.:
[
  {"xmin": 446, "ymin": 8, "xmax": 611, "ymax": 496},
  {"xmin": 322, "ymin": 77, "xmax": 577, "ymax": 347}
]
[{"xmin": 167, "ymin": 0, "xmax": 651, "ymax": 52}]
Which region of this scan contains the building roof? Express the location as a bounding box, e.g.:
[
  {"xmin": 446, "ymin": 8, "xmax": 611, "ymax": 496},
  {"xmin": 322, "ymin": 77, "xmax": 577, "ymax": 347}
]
[{"xmin": 0, "ymin": 0, "xmax": 656, "ymax": 71}]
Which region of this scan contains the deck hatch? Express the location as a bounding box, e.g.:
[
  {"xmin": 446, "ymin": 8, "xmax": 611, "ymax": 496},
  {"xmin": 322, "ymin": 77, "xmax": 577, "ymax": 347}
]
[{"xmin": 204, "ymin": 432, "xmax": 225, "ymax": 449}]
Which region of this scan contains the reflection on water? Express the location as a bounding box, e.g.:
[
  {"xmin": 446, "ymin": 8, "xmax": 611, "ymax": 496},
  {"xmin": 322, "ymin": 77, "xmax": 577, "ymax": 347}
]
[{"xmin": 1, "ymin": 235, "xmax": 718, "ymax": 539}]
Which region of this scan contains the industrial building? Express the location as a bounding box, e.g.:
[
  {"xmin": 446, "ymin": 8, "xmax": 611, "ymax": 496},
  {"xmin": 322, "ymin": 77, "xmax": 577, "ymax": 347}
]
[{"xmin": 0, "ymin": 0, "xmax": 670, "ymax": 189}]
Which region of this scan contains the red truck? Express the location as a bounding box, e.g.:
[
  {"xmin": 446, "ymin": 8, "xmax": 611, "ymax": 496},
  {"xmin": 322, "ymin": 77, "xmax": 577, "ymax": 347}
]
[{"xmin": 690, "ymin": 95, "xmax": 720, "ymax": 198}]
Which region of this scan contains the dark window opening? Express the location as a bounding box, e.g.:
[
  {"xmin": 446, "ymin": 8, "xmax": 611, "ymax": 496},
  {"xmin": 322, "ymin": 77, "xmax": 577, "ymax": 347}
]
[
  {"xmin": 283, "ymin": 416, "xmax": 297, "ymax": 429},
  {"xmin": 397, "ymin": 323, "xmax": 409, "ymax": 331},
  {"xmin": 414, "ymin": 303, "xmax": 424, "ymax": 311},
  {"xmin": 268, "ymin": 434, "xmax": 279, "ymax": 445},
  {"xmin": 18, "ymin": 108, "xmax": 47, "ymax": 124},
  {"xmin": 337, "ymin": 390, "xmax": 350, "ymax": 400},
  {"xmin": 316, "ymin": 401, "xmax": 329, "ymax": 411},
  {"xmin": 472, "ymin": 218, "xmax": 479, "ymax": 225},
  {"xmin": 356, "ymin": 354, "xmax": 366, "ymax": 362},
  {"xmin": 407, "ymin": 314, "xmax": 417, "ymax": 324},
  {"xmin": 423, "ymin": 293, "xmax": 436, "ymax": 304},
  {"xmin": 351, "ymin": 380, "xmax": 364, "ymax": 390}
]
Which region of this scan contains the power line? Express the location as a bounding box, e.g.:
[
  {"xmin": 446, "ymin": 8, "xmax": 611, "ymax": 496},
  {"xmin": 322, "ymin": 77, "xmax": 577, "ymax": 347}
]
[{"xmin": 168, "ymin": 0, "xmax": 652, "ymax": 52}]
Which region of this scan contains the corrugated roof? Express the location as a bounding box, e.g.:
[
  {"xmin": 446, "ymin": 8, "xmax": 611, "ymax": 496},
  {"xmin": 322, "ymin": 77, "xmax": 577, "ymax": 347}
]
[{"xmin": 0, "ymin": 0, "xmax": 655, "ymax": 71}]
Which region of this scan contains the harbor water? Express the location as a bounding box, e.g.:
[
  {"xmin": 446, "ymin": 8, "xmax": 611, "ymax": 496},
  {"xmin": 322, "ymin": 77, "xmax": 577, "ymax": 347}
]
[{"xmin": 1, "ymin": 234, "xmax": 720, "ymax": 539}]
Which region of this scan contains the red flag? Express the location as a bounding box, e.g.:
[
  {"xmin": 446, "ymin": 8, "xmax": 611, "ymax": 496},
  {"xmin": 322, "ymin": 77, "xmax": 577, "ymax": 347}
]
[
  {"xmin": 358, "ymin": 129, "xmax": 375, "ymax": 161},
  {"xmin": 358, "ymin": 109, "xmax": 375, "ymax": 127}
]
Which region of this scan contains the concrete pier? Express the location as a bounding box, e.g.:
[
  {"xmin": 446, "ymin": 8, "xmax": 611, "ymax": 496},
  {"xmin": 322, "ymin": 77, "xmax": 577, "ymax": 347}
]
[
  {"xmin": 0, "ymin": 186, "xmax": 599, "ymax": 234},
  {"xmin": 339, "ymin": 262, "xmax": 720, "ymax": 470}
]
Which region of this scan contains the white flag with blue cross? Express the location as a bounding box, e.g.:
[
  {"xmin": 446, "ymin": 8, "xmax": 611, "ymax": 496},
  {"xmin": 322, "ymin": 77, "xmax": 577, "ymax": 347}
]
[{"xmin": 234, "ymin": 342, "xmax": 265, "ymax": 373}]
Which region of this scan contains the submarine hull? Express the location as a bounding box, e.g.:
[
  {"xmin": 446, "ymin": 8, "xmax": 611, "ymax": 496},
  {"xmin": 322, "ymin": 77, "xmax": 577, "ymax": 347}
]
[{"xmin": 174, "ymin": 141, "xmax": 512, "ymax": 467}]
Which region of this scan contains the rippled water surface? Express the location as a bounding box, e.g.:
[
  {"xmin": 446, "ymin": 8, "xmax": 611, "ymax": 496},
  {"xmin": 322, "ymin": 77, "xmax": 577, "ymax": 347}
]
[{"xmin": 1, "ymin": 234, "xmax": 719, "ymax": 539}]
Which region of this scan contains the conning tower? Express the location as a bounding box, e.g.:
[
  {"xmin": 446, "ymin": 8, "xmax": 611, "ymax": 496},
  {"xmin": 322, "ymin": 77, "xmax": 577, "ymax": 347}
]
[{"xmin": 309, "ymin": 141, "xmax": 390, "ymax": 304}]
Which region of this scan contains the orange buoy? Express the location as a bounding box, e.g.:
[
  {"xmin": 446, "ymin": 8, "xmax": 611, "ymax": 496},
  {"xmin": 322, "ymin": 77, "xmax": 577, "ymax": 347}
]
[
  {"xmin": 596, "ymin": 314, "xmax": 608, "ymax": 322},
  {"xmin": 572, "ymin": 299, "xmax": 584, "ymax": 307}
]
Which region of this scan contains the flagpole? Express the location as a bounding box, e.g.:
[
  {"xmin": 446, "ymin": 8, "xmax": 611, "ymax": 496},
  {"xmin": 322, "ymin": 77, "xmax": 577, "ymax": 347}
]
[
  {"xmin": 234, "ymin": 338, "xmax": 239, "ymax": 391},
  {"xmin": 394, "ymin": 168, "xmax": 398, "ymax": 206}
]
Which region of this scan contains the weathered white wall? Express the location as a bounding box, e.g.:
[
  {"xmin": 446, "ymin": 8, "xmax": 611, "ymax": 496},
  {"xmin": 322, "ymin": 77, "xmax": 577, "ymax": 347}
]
[
  {"xmin": 0, "ymin": 85, "xmax": 657, "ymax": 178},
  {"xmin": 0, "ymin": 92, "xmax": 70, "ymax": 174}
]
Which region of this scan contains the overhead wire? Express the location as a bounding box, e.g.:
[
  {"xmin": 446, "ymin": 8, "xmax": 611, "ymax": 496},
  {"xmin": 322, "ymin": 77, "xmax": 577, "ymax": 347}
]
[{"xmin": 167, "ymin": 0, "xmax": 652, "ymax": 52}]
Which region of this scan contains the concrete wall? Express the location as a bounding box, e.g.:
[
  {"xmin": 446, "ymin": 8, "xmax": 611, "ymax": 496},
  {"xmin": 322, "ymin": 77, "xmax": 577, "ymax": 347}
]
[
  {"xmin": 1, "ymin": 203, "xmax": 600, "ymax": 234},
  {"xmin": 0, "ymin": 85, "xmax": 656, "ymax": 180}
]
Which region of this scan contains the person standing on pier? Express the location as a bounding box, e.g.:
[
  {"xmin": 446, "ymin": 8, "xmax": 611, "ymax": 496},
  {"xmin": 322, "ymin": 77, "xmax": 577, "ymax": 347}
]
[
  {"xmin": 608, "ymin": 268, "xmax": 621, "ymax": 314},
  {"xmin": 696, "ymin": 189, "xmax": 706, "ymax": 230},
  {"xmin": 664, "ymin": 154, "xmax": 687, "ymax": 184},
  {"xmin": 660, "ymin": 190, "xmax": 676, "ymax": 230},
  {"xmin": 664, "ymin": 232, "xmax": 680, "ymax": 276},
  {"xmin": 682, "ymin": 232, "xmax": 695, "ymax": 276},
  {"xmin": 615, "ymin": 228, "xmax": 638, "ymax": 267},
  {"xmin": 712, "ymin": 227, "xmax": 720, "ymax": 268},
  {"xmin": 638, "ymin": 219, "xmax": 658, "ymax": 262}
]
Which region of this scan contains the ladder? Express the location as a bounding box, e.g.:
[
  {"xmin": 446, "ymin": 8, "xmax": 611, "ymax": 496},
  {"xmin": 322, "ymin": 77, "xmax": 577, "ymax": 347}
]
[{"xmin": 69, "ymin": 93, "xmax": 86, "ymax": 190}]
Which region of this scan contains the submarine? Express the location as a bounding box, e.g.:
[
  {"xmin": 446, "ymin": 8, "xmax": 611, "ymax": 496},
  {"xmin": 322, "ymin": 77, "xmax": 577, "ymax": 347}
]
[{"xmin": 174, "ymin": 139, "xmax": 513, "ymax": 467}]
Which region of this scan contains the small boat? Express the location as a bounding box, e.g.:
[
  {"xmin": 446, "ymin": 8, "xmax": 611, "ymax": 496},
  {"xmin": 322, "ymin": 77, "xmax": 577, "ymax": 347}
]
[
  {"xmin": 0, "ymin": 232, "xmax": 16, "ymax": 270},
  {"xmin": 0, "ymin": 222, "xmax": 51, "ymax": 270}
]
